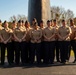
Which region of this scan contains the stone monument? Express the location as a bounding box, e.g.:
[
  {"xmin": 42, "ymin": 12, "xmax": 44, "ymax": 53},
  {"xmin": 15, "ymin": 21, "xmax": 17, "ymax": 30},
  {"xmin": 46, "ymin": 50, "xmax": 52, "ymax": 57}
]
[{"xmin": 28, "ymin": 0, "xmax": 51, "ymax": 26}]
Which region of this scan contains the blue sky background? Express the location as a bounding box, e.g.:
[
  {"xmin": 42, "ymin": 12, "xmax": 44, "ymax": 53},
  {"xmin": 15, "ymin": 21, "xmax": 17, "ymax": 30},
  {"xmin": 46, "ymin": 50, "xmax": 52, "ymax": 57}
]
[{"xmin": 0, "ymin": 0, "xmax": 76, "ymax": 21}]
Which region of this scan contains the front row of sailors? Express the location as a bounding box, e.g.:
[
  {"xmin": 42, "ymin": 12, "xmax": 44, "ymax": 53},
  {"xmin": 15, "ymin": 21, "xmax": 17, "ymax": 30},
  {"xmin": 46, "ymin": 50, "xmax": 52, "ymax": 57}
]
[{"xmin": 0, "ymin": 19, "xmax": 76, "ymax": 66}]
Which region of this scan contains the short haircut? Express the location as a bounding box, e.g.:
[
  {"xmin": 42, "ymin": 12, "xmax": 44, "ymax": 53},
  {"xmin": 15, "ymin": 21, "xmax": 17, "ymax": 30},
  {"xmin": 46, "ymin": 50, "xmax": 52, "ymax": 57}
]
[
  {"xmin": 22, "ymin": 20, "xmax": 24, "ymax": 23},
  {"xmin": 47, "ymin": 20, "xmax": 50, "ymax": 23},
  {"xmin": 32, "ymin": 18, "xmax": 37, "ymax": 22},
  {"xmin": 33, "ymin": 18, "xmax": 36, "ymax": 21},
  {"xmin": 4, "ymin": 20, "xmax": 7, "ymax": 24},
  {"xmin": 70, "ymin": 19, "xmax": 73, "ymax": 23},
  {"xmin": 62, "ymin": 20, "xmax": 65, "ymax": 22},
  {"xmin": 13, "ymin": 20, "xmax": 16, "ymax": 23},
  {"xmin": 25, "ymin": 20, "xmax": 28, "ymax": 24},
  {"xmin": 34, "ymin": 22, "xmax": 38, "ymax": 26},
  {"xmin": 18, "ymin": 20, "xmax": 22, "ymax": 23},
  {"xmin": 53, "ymin": 19, "xmax": 56, "ymax": 22},
  {"xmin": 40, "ymin": 20, "xmax": 43, "ymax": 23}
]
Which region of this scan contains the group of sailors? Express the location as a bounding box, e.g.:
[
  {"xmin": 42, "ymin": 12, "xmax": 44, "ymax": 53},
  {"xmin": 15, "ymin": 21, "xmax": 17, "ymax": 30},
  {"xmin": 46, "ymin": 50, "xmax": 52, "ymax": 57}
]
[{"xmin": 0, "ymin": 18, "xmax": 76, "ymax": 66}]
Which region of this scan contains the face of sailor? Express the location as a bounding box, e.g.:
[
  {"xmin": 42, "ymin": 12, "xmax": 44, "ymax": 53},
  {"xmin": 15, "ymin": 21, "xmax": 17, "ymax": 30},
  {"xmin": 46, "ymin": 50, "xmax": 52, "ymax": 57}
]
[
  {"xmin": 25, "ymin": 22, "xmax": 30, "ymax": 28},
  {"xmin": 34, "ymin": 24, "xmax": 38, "ymax": 30},
  {"xmin": 40, "ymin": 22, "xmax": 43, "ymax": 28},
  {"xmin": 62, "ymin": 21, "xmax": 66, "ymax": 26},
  {"xmin": 47, "ymin": 21, "xmax": 51, "ymax": 27},
  {"xmin": 70, "ymin": 21, "xmax": 74, "ymax": 26},
  {"xmin": 13, "ymin": 22, "xmax": 17, "ymax": 27},
  {"xmin": 53, "ymin": 21, "xmax": 57, "ymax": 26},
  {"xmin": 18, "ymin": 22, "xmax": 22, "ymax": 27},
  {"xmin": 4, "ymin": 22, "xmax": 8, "ymax": 28}
]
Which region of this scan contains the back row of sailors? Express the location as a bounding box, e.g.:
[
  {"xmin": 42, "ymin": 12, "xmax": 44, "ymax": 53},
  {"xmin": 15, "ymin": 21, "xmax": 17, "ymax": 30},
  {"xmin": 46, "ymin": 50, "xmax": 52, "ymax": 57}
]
[{"xmin": 0, "ymin": 18, "xmax": 76, "ymax": 66}]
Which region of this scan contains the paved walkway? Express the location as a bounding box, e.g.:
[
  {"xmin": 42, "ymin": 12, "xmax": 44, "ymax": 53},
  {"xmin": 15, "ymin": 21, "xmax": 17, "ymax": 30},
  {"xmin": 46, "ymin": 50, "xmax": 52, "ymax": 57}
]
[{"xmin": 0, "ymin": 56, "xmax": 76, "ymax": 75}]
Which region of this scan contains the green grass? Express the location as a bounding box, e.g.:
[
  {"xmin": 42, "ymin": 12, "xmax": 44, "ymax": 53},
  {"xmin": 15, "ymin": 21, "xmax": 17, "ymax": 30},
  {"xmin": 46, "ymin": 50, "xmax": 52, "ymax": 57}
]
[
  {"xmin": 5, "ymin": 50, "xmax": 74, "ymax": 56},
  {"xmin": 71, "ymin": 50, "xmax": 74, "ymax": 56}
]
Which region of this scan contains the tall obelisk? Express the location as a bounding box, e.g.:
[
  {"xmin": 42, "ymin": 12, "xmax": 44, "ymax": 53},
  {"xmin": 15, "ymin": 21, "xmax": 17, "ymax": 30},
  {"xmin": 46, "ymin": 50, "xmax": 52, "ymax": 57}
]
[{"xmin": 28, "ymin": 0, "xmax": 51, "ymax": 25}]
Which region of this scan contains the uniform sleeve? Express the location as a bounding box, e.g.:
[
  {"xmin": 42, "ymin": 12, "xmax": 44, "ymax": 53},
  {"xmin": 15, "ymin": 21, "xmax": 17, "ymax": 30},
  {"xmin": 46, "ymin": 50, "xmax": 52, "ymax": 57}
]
[
  {"xmin": 43, "ymin": 29, "xmax": 45, "ymax": 36},
  {"xmin": 42, "ymin": 29, "xmax": 44, "ymax": 37},
  {"xmin": 0, "ymin": 30, "xmax": 2, "ymax": 35},
  {"xmin": 40, "ymin": 29, "xmax": 42, "ymax": 38},
  {"xmin": 57, "ymin": 27, "xmax": 60, "ymax": 34},
  {"xmin": 29, "ymin": 29, "xmax": 32, "ymax": 38}
]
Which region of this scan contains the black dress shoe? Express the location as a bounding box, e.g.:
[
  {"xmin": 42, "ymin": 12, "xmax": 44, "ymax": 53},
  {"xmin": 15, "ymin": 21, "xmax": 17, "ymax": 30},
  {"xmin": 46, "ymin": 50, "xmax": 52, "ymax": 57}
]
[
  {"xmin": 57, "ymin": 60, "xmax": 60, "ymax": 62},
  {"xmin": 60, "ymin": 61, "xmax": 65, "ymax": 64},
  {"xmin": 1, "ymin": 63, "xmax": 4, "ymax": 65}
]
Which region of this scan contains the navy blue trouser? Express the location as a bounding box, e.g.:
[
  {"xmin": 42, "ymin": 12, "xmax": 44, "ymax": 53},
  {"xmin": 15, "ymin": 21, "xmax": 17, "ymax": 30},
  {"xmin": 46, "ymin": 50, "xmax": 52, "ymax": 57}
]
[
  {"xmin": 11, "ymin": 41, "xmax": 15, "ymax": 63},
  {"xmin": 71, "ymin": 40, "xmax": 76, "ymax": 61},
  {"xmin": 30, "ymin": 43, "xmax": 41, "ymax": 63},
  {"xmin": 44, "ymin": 41, "xmax": 55, "ymax": 63},
  {"xmin": 21, "ymin": 42, "xmax": 28, "ymax": 63},
  {"xmin": 26, "ymin": 42, "xmax": 30, "ymax": 63},
  {"xmin": 40, "ymin": 41, "xmax": 45, "ymax": 61},
  {"xmin": 1, "ymin": 43, "xmax": 12, "ymax": 64},
  {"xmin": 55, "ymin": 41, "xmax": 60, "ymax": 61},
  {"xmin": 59, "ymin": 41, "xmax": 70, "ymax": 62},
  {"xmin": 14, "ymin": 41, "xmax": 27, "ymax": 64}
]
